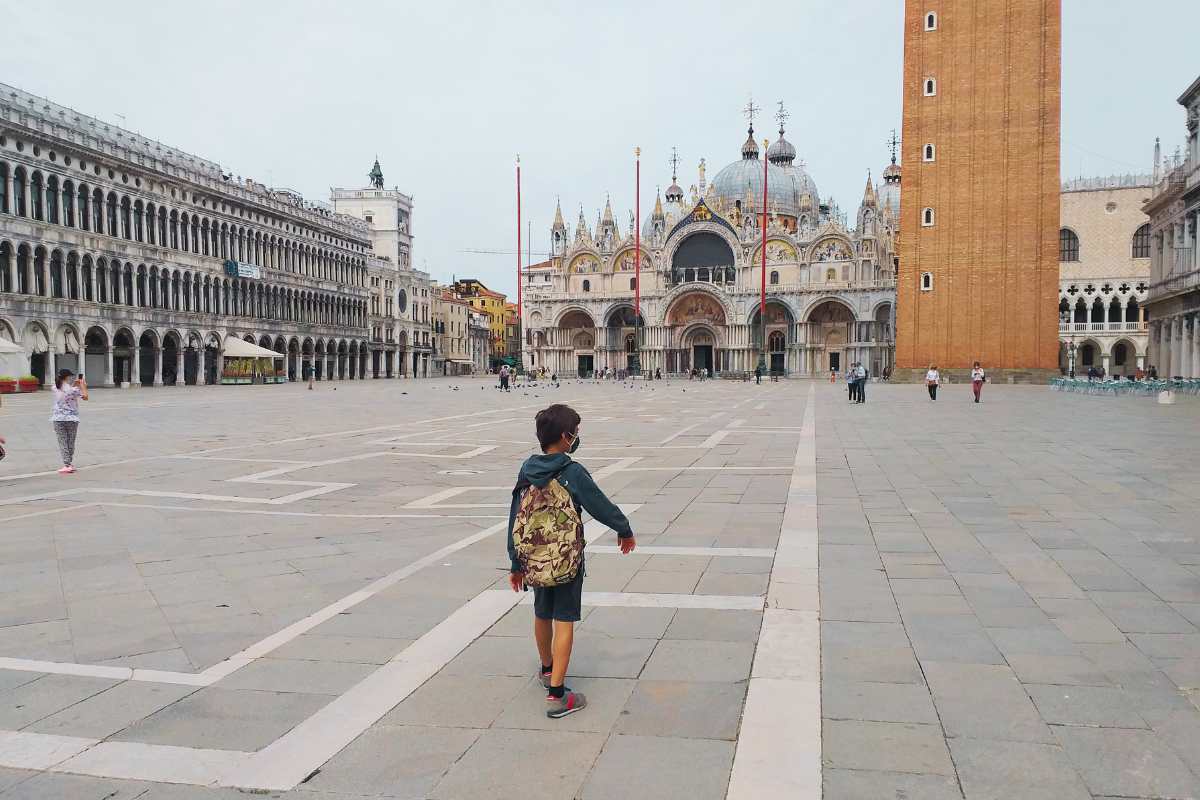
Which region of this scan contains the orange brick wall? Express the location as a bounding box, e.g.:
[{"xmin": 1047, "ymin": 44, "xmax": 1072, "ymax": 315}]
[{"xmin": 896, "ymin": 0, "xmax": 1061, "ymax": 376}]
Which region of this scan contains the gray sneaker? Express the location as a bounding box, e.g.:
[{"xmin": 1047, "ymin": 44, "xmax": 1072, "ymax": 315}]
[{"xmin": 546, "ymin": 690, "xmax": 587, "ymax": 719}]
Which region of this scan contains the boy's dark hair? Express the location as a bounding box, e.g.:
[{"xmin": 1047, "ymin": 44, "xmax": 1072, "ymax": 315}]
[{"xmin": 535, "ymin": 404, "xmax": 581, "ymax": 451}]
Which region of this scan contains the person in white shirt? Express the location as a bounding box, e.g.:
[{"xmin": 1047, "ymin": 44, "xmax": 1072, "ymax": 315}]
[
  {"xmin": 925, "ymin": 365, "xmax": 940, "ymax": 401},
  {"xmin": 971, "ymin": 362, "xmax": 986, "ymax": 403}
]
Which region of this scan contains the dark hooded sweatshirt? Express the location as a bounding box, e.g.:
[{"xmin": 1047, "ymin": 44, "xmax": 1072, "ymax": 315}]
[{"xmin": 506, "ymin": 453, "xmax": 633, "ymax": 574}]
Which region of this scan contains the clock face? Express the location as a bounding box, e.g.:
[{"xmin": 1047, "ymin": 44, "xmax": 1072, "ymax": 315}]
[{"xmin": 397, "ymin": 288, "xmax": 408, "ymax": 314}]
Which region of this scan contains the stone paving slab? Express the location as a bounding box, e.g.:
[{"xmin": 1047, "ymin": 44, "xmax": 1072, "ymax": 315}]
[{"xmin": 818, "ymin": 382, "xmax": 1200, "ymax": 799}]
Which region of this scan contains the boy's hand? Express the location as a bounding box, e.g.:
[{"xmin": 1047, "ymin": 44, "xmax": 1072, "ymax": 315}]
[
  {"xmin": 508, "ymin": 571, "xmax": 524, "ymax": 592},
  {"xmin": 619, "ymin": 536, "xmax": 636, "ymax": 555}
]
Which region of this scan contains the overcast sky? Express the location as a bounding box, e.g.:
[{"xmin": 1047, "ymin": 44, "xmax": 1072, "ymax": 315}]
[{"xmin": 5, "ymin": 1, "xmax": 1197, "ymax": 296}]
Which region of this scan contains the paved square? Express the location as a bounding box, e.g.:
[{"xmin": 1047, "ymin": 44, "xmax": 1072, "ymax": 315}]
[{"xmin": 0, "ymin": 378, "xmax": 1197, "ymax": 798}]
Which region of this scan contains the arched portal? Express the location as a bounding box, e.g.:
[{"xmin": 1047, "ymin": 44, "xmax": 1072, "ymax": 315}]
[
  {"xmin": 671, "ymin": 232, "xmax": 736, "ymax": 285},
  {"xmin": 162, "ymin": 331, "xmax": 180, "ymax": 386},
  {"xmin": 112, "ymin": 328, "xmax": 136, "ymax": 385},
  {"xmin": 806, "ymin": 299, "xmax": 855, "ymax": 374},
  {"xmin": 138, "ymin": 330, "xmax": 158, "ymax": 387}
]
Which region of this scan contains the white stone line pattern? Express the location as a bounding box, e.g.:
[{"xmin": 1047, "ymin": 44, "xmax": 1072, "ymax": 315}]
[
  {"xmin": 587, "ymin": 545, "xmax": 774, "ymax": 558},
  {"xmin": 0, "ymin": 519, "xmax": 504, "ymax": 686},
  {"xmin": 0, "ymin": 505, "xmax": 644, "ymax": 686},
  {"xmin": 0, "ymin": 730, "xmax": 97, "ymax": 771},
  {"xmin": 0, "ymin": 446, "xmax": 500, "ymax": 510},
  {"xmin": 403, "ymin": 486, "xmax": 509, "ymax": 509},
  {"xmin": 515, "ymin": 591, "xmax": 766, "ymax": 611},
  {"xmin": 727, "ymin": 382, "xmax": 820, "ymax": 800},
  {"xmin": 698, "ymin": 430, "xmax": 730, "ymax": 448},
  {"xmin": 658, "ymin": 422, "xmax": 699, "ymax": 444},
  {"xmin": 0, "ymin": 404, "xmax": 539, "ymax": 483},
  {"xmin": 216, "ymin": 590, "xmax": 521, "ymax": 791}
]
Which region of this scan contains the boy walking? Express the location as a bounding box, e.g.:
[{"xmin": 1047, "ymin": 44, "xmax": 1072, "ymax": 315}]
[{"xmin": 507, "ymin": 404, "xmax": 636, "ymax": 718}]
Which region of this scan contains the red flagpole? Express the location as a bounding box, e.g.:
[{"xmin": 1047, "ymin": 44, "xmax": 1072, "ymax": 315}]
[
  {"xmin": 761, "ymin": 140, "xmax": 768, "ymax": 315},
  {"xmin": 516, "ymin": 155, "xmax": 521, "ymax": 370},
  {"xmin": 635, "ymin": 147, "xmax": 641, "ymax": 369},
  {"xmin": 759, "ymin": 139, "xmax": 769, "ymax": 372}
]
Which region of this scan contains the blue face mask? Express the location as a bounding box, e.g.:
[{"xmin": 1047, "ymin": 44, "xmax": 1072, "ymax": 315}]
[{"xmin": 567, "ymin": 432, "xmax": 581, "ymax": 454}]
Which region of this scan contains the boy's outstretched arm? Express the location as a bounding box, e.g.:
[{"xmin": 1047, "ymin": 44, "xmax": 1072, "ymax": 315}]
[{"xmin": 567, "ymin": 465, "xmax": 635, "ymax": 552}]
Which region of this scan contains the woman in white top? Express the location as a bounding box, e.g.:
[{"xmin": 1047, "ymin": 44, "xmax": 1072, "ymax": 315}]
[
  {"xmin": 50, "ymin": 368, "xmax": 88, "ymax": 474},
  {"xmin": 925, "ymin": 365, "xmax": 940, "ymax": 401},
  {"xmin": 971, "ymin": 362, "xmax": 986, "ymax": 403}
]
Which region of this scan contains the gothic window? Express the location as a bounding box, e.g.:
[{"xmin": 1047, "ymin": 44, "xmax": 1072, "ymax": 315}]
[
  {"xmin": 582, "ymin": 279, "xmax": 590, "ymax": 292},
  {"xmin": 768, "ymin": 330, "xmax": 785, "ymax": 352},
  {"xmin": 826, "ymin": 268, "xmax": 838, "ymax": 282},
  {"xmin": 0, "ymin": 163, "xmax": 7, "ymax": 213},
  {"xmin": 925, "ymin": 11, "xmax": 937, "ymax": 30},
  {"xmin": 921, "ymin": 272, "xmax": 933, "ymax": 291},
  {"xmin": 922, "ymin": 207, "xmax": 935, "ymax": 227},
  {"xmin": 923, "ymin": 78, "xmax": 936, "ymax": 96},
  {"xmin": 30, "ymin": 172, "xmax": 44, "ymax": 221},
  {"xmin": 923, "ymin": 144, "xmax": 935, "ymax": 161},
  {"xmin": 770, "ymin": 270, "xmax": 779, "ymax": 285},
  {"xmin": 1059, "ymin": 228, "xmax": 1079, "ymax": 262},
  {"xmin": 1131, "ymin": 223, "xmax": 1150, "ymax": 258}
]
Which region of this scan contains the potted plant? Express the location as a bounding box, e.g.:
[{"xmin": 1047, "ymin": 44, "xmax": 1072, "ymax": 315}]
[
  {"xmin": 0, "ymin": 375, "xmax": 15, "ymax": 394},
  {"xmin": 17, "ymin": 374, "xmax": 40, "ymax": 392}
]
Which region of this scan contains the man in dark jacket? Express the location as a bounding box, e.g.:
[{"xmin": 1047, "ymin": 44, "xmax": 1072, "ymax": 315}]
[{"xmin": 507, "ymin": 404, "xmax": 635, "ymax": 718}]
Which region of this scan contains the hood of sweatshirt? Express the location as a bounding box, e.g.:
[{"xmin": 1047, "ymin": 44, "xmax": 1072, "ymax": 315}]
[{"xmin": 519, "ymin": 453, "xmax": 572, "ymax": 487}]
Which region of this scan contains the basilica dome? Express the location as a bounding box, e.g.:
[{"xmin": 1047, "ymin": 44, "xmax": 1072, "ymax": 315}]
[{"xmin": 710, "ymin": 127, "xmax": 819, "ymax": 219}]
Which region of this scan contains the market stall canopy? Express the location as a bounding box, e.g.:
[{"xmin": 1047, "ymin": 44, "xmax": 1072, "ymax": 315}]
[
  {"xmin": 0, "ymin": 337, "xmax": 22, "ymax": 354},
  {"xmin": 221, "ymin": 338, "xmax": 283, "ymax": 358}
]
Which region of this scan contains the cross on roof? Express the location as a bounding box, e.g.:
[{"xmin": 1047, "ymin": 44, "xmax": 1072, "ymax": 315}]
[
  {"xmin": 670, "ymin": 147, "xmax": 679, "ymax": 181},
  {"xmin": 743, "ymin": 96, "xmax": 759, "ymax": 130},
  {"xmin": 775, "ymin": 101, "xmax": 789, "ymax": 134},
  {"xmin": 888, "ymin": 129, "xmax": 900, "ymax": 164}
]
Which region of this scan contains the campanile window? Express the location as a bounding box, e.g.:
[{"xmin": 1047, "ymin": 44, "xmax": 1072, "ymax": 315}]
[
  {"xmin": 925, "ymin": 12, "xmax": 937, "ymax": 30},
  {"xmin": 924, "ymin": 78, "xmax": 937, "ymax": 96},
  {"xmin": 922, "ymin": 208, "xmax": 935, "ymax": 227}
]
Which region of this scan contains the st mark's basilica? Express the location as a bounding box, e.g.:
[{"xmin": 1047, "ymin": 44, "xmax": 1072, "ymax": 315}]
[{"xmin": 523, "ymin": 106, "xmax": 899, "ymax": 378}]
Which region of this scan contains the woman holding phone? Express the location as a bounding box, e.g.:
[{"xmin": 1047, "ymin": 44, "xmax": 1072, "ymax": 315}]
[{"xmin": 50, "ymin": 368, "xmax": 87, "ymax": 473}]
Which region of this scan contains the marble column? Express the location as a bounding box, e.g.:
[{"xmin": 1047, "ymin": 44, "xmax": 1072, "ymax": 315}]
[
  {"xmin": 104, "ymin": 347, "xmax": 115, "ymax": 388},
  {"xmin": 176, "ymin": 348, "xmax": 185, "ymax": 387},
  {"xmin": 153, "ymin": 347, "xmax": 164, "ymax": 387}
]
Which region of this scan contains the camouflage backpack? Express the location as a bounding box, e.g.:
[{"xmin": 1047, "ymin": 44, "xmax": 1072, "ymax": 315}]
[{"xmin": 512, "ymin": 475, "xmax": 583, "ymax": 588}]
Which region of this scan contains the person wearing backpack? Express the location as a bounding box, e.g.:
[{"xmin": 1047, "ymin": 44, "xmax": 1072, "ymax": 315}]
[{"xmin": 507, "ymin": 403, "xmax": 636, "ymax": 718}]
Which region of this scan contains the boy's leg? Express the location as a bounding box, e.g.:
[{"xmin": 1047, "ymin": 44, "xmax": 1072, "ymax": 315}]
[
  {"xmin": 534, "ymin": 616, "xmax": 553, "ymax": 671},
  {"xmin": 549, "ymin": 620, "xmax": 573, "ymax": 688}
]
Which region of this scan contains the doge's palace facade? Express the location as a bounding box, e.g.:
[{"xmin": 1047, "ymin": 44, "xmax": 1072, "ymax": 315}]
[
  {"xmin": 524, "ymin": 115, "xmax": 898, "ymax": 378},
  {"xmin": 0, "ymin": 82, "xmax": 385, "ymax": 387}
]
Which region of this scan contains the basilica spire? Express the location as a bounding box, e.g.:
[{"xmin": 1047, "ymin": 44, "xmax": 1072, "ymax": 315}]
[
  {"xmin": 552, "ymin": 196, "xmax": 565, "ymax": 230},
  {"xmin": 741, "ymin": 97, "xmax": 760, "ymax": 160},
  {"xmin": 767, "ymin": 101, "xmax": 797, "ymax": 166},
  {"xmin": 862, "ymin": 170, "xmax": 877, "ymax": 207},
  {"xmin": 666, "ymin": 147, "xmax": 684, "ymax": 202}
]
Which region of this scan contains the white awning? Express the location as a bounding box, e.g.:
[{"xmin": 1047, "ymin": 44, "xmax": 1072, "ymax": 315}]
[
  {"xmin": 30, "ymin": 330, "xmax": 50, "ymax": 353},
  {"xmin": 449, "ymin": 359, "xmax": 474, "ymax": 365},
  {"xmin": 0, "ymin": 337, "xmax": 22, "ymax": 354},
  {"xmin": 61, "ymin": 329, "xmax": 81, "ymax": 354},
  {"xmin": 221, "ymin": 338, "xmax": 283, "ymax": 359}
]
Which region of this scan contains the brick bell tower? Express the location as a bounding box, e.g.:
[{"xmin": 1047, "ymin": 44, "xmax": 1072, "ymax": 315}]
[{"xmin": 895, "ymin": 0, "xmax": 1062, "ymax": 382}]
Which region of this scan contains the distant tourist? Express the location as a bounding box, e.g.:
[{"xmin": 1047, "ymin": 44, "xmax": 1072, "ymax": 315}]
[
  {"xmin": 50, "ymin": 368, "xmax": 88, "ymax": 474},
  {"xmin": 655, "ymin": 368, "xmax": 662, "ymax": 381},
  {"xmin": 499, "ymin": 364, "xmax": 511, "ymax": 392},
  {"xmin": 507, "ymin": 404, "xmax": 635, "ymax": 718},
  {"xmin": 925, "ymin": 365, "xmax": 940, "ymax": 401},
  {"xmin": 755, "ymin": 364, "xmax": 763, "ymax": 385},
  {"xmin": 971, "ymin": 361, "xmax": 986, "ymax": 403},
  {"xmin": 846, "ymin": 362, "xmax": 858, "ymax": 403},
  {"xmin": 1149, "ymin": 365, "xmax": 1158, "ymax": 379},
  {"xmin": 303, "ymin": 361, "xmax": 314, "ymax": 390},
  {"xmin": 829, "ymin": 367, "xmax": 837, "ymax": 383},
  {"xmin": 855, "ymin": 362, "xmax": 868, "ymax": 403}
]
